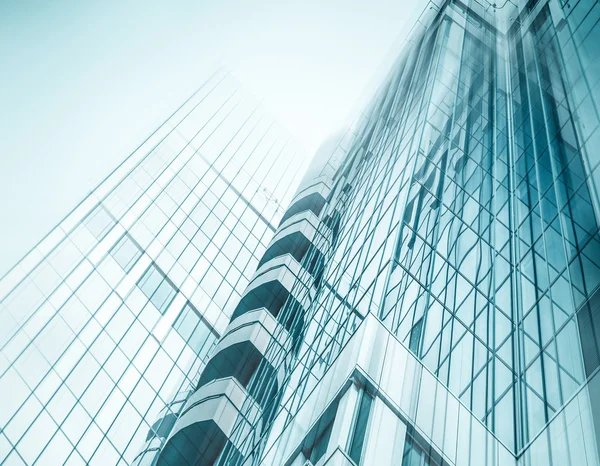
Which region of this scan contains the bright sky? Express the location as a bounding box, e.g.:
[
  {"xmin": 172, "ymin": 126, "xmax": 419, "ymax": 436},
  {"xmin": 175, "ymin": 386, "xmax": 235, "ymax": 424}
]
[{"xmin": 0, "ymin": 0, "xmax": 422, "ymax": 276}]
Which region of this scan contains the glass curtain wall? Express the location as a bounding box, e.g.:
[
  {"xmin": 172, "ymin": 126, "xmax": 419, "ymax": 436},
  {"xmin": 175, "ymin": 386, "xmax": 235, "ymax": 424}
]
[{"xmin": 0, "ymin": 70, "xmax": 308, "ymax": 466}]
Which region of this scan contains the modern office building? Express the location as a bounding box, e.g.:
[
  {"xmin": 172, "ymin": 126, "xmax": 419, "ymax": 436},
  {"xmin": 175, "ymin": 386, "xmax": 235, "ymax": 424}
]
[
  {"xmin": 2, "ymin": 0, "xmax": 600, "ymax": 464},
  {"xmin": 0, "ymin": 71, "xmax": 310, "ymax": 465}
]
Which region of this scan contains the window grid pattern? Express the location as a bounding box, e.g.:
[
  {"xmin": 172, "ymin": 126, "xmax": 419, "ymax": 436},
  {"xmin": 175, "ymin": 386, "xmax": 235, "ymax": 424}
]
[
  {"xmin": 2, "ymin": 0, "xmax": 600, "ymax": 464},
  {"xmin": 219, "ymin": 1, "xmax": 600, "ymax": 464},
  {"xmin": 0, "ymin": 70, "xmax": 308, "ymax": 465}
]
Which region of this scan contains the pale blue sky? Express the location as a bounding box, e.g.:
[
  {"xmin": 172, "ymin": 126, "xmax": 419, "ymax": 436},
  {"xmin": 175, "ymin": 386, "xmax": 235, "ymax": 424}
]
[{"xmin": 0, "ymin": 0, "xmax": 422, "ymax": 276}]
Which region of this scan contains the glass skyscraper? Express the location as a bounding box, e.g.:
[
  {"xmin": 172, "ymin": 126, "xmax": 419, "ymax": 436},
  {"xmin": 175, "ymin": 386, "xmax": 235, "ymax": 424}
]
[
  {"xmin": 2, "ymin": 0, "xmax": 600, "ymax": 464},
  {"xmin": 0, "ymin": 71, "xmax": 310, "ymax": 465}
]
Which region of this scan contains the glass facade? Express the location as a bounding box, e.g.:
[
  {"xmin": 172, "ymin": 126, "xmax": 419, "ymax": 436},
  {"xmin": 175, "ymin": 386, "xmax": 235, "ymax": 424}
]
[
  {"xmin": 3, "ymin": 0, "xmax": 600, "ymax": 464},
  {"xmin": 274, "ymin": 0, "xmax": 599, "ymax": 463},
  {"xmin": 0, "ymin": 70, "xmax": 308, "ymax": 465}
]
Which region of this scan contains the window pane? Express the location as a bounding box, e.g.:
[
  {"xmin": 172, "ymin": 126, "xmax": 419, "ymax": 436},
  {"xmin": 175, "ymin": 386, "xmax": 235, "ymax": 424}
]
[
  {"xmin": 309, "ymin": 419, "xmax": 334, "ymax": 464},
  {"xmin": 84, "ymin": 205, "xmax": 115, "ymax": 241},
  {"xmin": 110, "ymin": 234, "xmax": 142, "ymax": 272},
  {"xmin": 402, "ymin": 432, "xmax": 443, "ymax": 466},
  {"xmin": 138, "ymin": 264, "xmax": 176, "ymax": 314},
  {"xmin": 409, "ymin": 318, "xmax": 423, "ymax": 354},
  {"xmin": 173, "ymin": 303, "xmax": 218, "ymax": 359},
  {"xmin": 349, "ymin": 390, "xmax": 373, "ymax": 464}
]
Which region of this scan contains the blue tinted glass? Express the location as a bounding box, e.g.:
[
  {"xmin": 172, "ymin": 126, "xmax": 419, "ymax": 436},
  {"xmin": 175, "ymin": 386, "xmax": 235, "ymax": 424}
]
[
  {"xmin": 349, "ymin": 391, "xmax": 373, "ymax": 463},
  {"xmin": 110, "ymin": 234, "xmax": 142, "ymax": 272},
  {"xmin": 138, "ymin": 264, "xmax": 176, "ymax": 314},
  {"xmin": 173, "ymin": 303, "xmax": 218, "ymax": 358},
  {"xmin": 84, "ymin": 205, "xmax": 115, "ymax": 240}
]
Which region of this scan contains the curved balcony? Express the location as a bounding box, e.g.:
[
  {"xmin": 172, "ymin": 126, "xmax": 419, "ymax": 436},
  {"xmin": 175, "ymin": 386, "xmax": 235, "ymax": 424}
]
[
  {"xmin": 198, "ymin": 313, "xmax": 291, "ymax": 387},
  {"xmin": 222, "ymin": 307, "xmax": 292, "ymax": 351},
  {"xmin": 132, "ymin": 390, "xmax": 192, "ymax": 465},
  {"xmin": 131, "ymin": 437, "xmax": 162, "ymax": 466},
  {"xmin": 258, "ymin": 212, "xmax": 330, "ymax": 283},
  {"xmin": 277, "ymin": 209, "xmax": 325, "ymax": 233},
  {"xmin": 279, "ymin": 192, "xmax": 328, "ymax": 226},
  {"xmin": 230, "ymin": 258, "xmax": 313, "ymax": 330},
  {"xmin": 146, "ymin": 389, "xmax": 191, "ymax": 442},
  {"xmin": 156, "ymin": 378, "xmax": 260, "ymax": 466},
  {"xmin": 288, "ymin": 177, "xmax": 332, "ymax": 206}
]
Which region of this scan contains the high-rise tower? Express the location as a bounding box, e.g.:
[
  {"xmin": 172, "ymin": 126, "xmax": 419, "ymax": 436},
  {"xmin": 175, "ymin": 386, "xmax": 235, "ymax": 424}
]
[
  {"xmin": 150, "ymin": 0, "xmax": 600, "ymax": 463},
  {"xmin": 0, "ymin": 71, "xmax": 310, "ymax": 465},
  {"xmin": 244, "ymin": 0, "xmax": 600, "ymax": 463},
  {"xmin": 3, "ymin": 0, "xmax": 600, "ymax": 464}
]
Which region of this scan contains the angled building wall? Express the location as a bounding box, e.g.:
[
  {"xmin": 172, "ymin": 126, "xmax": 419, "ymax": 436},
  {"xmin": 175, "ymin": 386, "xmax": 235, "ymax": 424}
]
[
  {"xmin": 0, "ymin": 70, "xmax": 309, "ymax": 466},
  {"xmin": 252, "ymin": 0, "xmax": 600, "ymax": 465},
  {"xmin": 3, "ymin": 0, "xmax": 600, "ymax": 464}
]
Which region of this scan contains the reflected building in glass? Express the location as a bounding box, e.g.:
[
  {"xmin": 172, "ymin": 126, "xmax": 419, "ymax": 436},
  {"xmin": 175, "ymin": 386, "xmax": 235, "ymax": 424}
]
[{"xmin": 3, "ymin": 0, "xmax": 600, "ymax": 464}]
